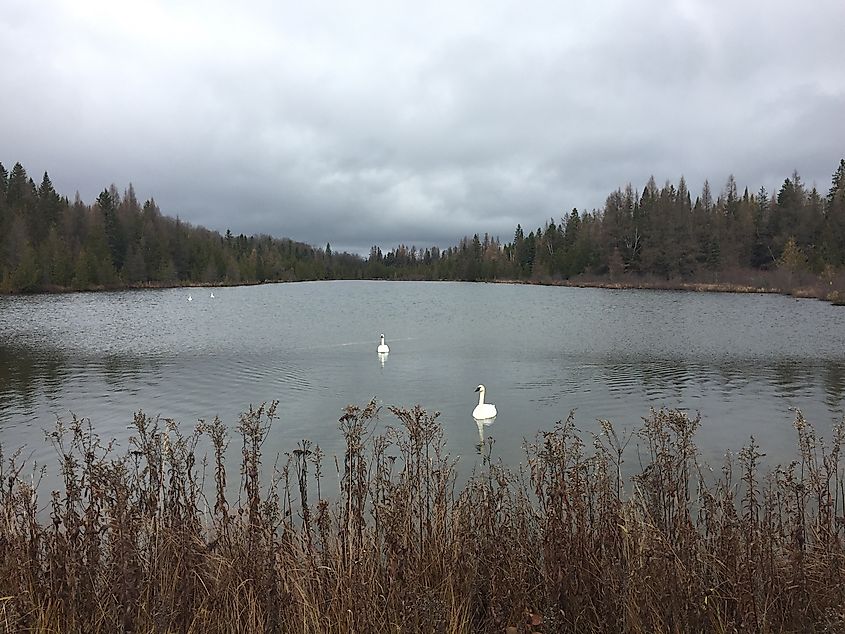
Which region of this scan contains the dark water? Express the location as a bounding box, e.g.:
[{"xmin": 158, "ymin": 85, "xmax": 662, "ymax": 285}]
[{"xmin": 1, "ymin": 281, "xmax": 844, "ymax": 474}]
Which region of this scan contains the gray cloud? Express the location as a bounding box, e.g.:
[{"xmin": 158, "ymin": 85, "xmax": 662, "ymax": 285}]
[{"xmin": 2, "ymin": 0, "xmax": 844, "ymax": 254}]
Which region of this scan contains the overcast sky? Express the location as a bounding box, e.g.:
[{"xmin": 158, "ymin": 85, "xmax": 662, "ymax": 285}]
[{"xmin": 2, "ymin": 0, "xmax": 844, "ymax": 253}]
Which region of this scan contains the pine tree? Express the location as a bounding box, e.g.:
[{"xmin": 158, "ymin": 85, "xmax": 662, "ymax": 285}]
[
  {"xmin": 36, "ymin": 172, "xmax": 62, "ymax": 237},
  {"xmin": 828, "ymin": 159, "xmax": 845, "ymax": 206},
  {"xmin": 0, "ymin": 164, "xmax": 8, "ymax": 242},
  {"xmin": 701, "ymin": 179, "xmax": 713, "ymax": 213},
  {"xmin": 97, "ymin": 188, "xmax": 126, "ymax": 271},
  {"xmin": 6, "ymin": 163, "xmax": 32, "ymax": 207},
  {"xmin": 724, "ymin": 175, "xmax": 739, "ymax": 218},
  {"xmin": 824, "ymin": 159, "xmax": 845, "ymax": 265}
]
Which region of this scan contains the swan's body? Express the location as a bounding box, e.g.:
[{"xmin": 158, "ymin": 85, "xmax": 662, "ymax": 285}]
[
  {"xmin": 377, "ymin": 334, "xmax": 389, "ymax": 354},
  {"xmin": 472, "ymin": 384, "xmax": 497, "ymax": 419}
]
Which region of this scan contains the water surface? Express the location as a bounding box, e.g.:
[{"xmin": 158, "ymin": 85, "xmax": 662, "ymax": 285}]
[{"xmin": 1, "ymin": 281, "xmax": 844, "ymax": 474}]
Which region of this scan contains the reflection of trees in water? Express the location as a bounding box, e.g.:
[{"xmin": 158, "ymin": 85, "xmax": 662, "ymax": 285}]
[
  {"xmin": 734, "ymin": 358, "xmax": 845, "ymax": 409},
  {"xmin": 602, "ymin": 357, "xmax": 698, "ymax": 400},
  {"xmin": 598, "ymin": 353, "xmax": 845, "ymax": 411},
  {"xmin": 101, "ymin": 354, "xmax": 149, "ymax": 386},
  {"xmin": 635, "ymin": 358, "xmax": 692, "ymax": 396},
  {"xmin": 0, "ymin": 345, "xmax": 159, "ymax": 414},
  {"xmin": 823, "ymin": 363, "xmax": 845, "ymax": 412},
  {"xmin": 715, "ymin": 362, "xmax": 750, "ymax": 388},
  {"xmin": 0, "ymin": 344, "xmax": 67, "ymax": 410},
  {"xmin": 770, "ymin": 360, "xmax": 808, "ymax": 397},
  {"xmin": 721, "ymin": 358, "xmax": 845, "ymax": 406}
]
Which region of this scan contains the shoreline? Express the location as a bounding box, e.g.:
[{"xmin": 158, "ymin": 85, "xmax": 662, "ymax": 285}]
[
  {"xmin": 496, "ymin": 274, "xmax": 845, "ymax": 304},
  {"xmin": 3, "ymin": 273, "xmax": 844, "ymax": 305}
]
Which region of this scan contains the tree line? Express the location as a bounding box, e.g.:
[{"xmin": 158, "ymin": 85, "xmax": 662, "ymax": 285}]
[
  {"xmin": 364, "ymin": 160, "xmax": 845, "ymax": 284},
  {"xmin": 0, "ymin": 162, "xmax": 362, "ymax": 292},
  {"xmin": 1, "ymin": 159, "xmax": 844, "ymax": 293}
]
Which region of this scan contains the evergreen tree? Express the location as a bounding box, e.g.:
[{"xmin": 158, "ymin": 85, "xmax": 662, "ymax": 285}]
[
  {"xmin": 6, "ymin": 163, "xmax": 30, "ymax": 206},
  {"xmin": 828, "ymin": 159, "xmax": 845, "ymax": 205},
  {"xmin": 824, "ymin": 160, "xmax": 845, "ymax": 265},
  {"xmin": 97, "ymin": 189, "xmax": 126, "ymax": 271},
  {"xmin": 36, "ymin": 172, "xmax": 62, "ymax": 237},
  {"xmin": 701, "ymin": 179, "xmax": 713, "ymax": 213}
]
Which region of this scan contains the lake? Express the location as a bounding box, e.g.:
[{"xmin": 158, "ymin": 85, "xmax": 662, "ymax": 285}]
[{"xmin": 1, "ymin": 280, "xmax": 844, "ymax": 476}]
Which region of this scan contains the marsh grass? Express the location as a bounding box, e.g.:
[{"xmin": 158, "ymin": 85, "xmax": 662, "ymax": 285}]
[{"xmin": 1, "ymin": 403, "xmax": 844, "ymax": 632}]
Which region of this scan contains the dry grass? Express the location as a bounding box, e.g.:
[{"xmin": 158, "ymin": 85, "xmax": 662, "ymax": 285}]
[
  {"xmin": 537, "ymin": 267, "xmax": 845, "ymax": 306},
  {"xmin": 1, "ymin": 403, "xmax": 844, "ymax": 633}
]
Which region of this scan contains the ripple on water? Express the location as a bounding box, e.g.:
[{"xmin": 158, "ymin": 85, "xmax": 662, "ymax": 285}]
[{"xmin": 1, "ymin": 282, "xmax": 845, "ymax": 472}]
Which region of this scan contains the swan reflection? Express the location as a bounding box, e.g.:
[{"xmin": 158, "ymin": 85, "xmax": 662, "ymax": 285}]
[
  {"xmin": 378, "ymin": 351, "xmax": 388, "ymax": 368},
  {"xmin": 474, "ymin": 415, "xmax": 496, "ymax": 451}
]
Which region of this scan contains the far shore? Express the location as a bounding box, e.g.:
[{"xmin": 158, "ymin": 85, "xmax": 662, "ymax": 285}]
[
  {"xmin": 497, "ymin": 274, "xmax": 845, "ymax": 305},
  {"xmin": 3, "ymin": 272, "xmax": 844, "ymax": 305}
]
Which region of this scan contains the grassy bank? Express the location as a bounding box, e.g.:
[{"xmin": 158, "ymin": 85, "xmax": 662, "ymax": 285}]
[
  {"xmin": 7, "ymin": 267, "xmax": 845, "ymax": 307},
  {"xmin": 1, "ymin": 403, "xmax": 844, "ymax": 632},
  {"xmin": 511, "ymin": 267, "xmax": 845, "ymax": 306}
]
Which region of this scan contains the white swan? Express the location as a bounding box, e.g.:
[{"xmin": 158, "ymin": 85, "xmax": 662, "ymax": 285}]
[
  {"xmin": 377, "ymin": 334, "xmax": 390, "ymax": 354},
  {"xmin": 472, "ymin": 384, "xmax": 497, "ymax": 419},
  {"xmin": 210, "ymin": 292, "xmax": 214, "ymax": 298},
  {"xmin": 187, "ymin": 294, "xmax": 193, "ymax": 302}
]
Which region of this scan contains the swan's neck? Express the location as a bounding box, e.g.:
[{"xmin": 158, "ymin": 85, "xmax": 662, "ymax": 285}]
[
  {"xmin": 380, "ymin": 336, "xmax": 385, "ymax": 344},
  {"xmin": 477, "ymin": 390, "xmax": 485, "ymax": 406}
]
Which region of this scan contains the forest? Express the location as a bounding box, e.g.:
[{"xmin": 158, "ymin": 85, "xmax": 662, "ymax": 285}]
[{"xmin": 1, "ymin": 159, "xmax": 844, "ymax": 295}]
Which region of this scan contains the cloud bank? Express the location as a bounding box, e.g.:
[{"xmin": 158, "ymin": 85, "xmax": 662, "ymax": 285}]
[{"xmin": 3, "ymin": 0, "xmax": 844, "ymax": 252}]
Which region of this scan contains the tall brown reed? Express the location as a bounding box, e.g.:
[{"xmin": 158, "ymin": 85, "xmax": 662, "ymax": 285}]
[{"xmin": 0, "ymin": 403, "xmax": 843, "ymax": 632}]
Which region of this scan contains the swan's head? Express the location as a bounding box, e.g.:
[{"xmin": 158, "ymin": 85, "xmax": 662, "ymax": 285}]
[{"xmin": 475, "ymin": 384, "xmax": 485, "ymax": 393}]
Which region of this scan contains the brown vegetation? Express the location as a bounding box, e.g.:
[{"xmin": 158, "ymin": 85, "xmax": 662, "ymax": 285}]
[
  {"xmin": 1, "ymin": 403, "xmax": 844, "ymax": 632},
  {"xmin": 515, "ymin": 265, "xmax": 845, "ymax": 305}
]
